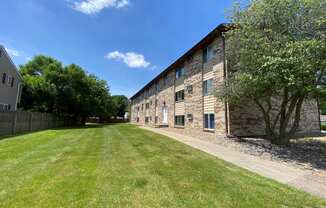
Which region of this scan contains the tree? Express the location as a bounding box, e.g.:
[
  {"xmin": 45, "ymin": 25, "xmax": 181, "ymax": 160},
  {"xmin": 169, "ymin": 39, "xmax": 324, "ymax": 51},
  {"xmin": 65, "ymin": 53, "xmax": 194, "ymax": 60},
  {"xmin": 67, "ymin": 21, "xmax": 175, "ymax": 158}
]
[
  {"xmin": 20, "ymin": 56, "xmax": 116, "ymax": 124},
  {"xmin": 112, "ymin": 95, "xmax": 129, "ymax": 118},
  {"xmin": 20, "ymin": 56, "xmax": 63, "ymax": 113},
  {"xmin": 219, "ymin": 0, "xmax": 326, "ymax": 145}
]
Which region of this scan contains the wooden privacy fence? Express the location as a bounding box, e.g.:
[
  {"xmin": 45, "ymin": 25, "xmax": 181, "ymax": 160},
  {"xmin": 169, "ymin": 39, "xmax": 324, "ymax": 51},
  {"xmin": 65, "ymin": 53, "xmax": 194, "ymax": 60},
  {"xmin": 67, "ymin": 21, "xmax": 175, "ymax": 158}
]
[{"xmin": 0, "ymin": 111, "xmax": 73, "ymax": 137}]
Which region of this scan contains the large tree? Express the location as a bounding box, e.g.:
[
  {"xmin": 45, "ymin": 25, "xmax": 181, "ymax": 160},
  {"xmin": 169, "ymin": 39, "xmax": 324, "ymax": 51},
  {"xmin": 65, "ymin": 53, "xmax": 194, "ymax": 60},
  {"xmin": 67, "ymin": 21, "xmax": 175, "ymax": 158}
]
[
  {"xmin": 220, "ymin": 0, "xmax": 326, "ymax": 145},
  {"xmin": 20, "ymin": 55, "xmax": 116, "ymax": 124},
  {"xmin": 112, "ymin": 95, "xmax": 129, "ymax": 118}
]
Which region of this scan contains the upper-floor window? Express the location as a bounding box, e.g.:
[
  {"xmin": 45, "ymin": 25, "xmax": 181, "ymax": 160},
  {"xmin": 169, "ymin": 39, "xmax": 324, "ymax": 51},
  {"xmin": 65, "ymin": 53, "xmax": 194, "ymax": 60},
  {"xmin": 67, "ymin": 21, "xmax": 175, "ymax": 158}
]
[
  {"xmin": 155, "ymin": 99, "xmax": 158, "ymax": 107},
  {"xmin": 203, "ymin": 44, "xmax": 214, "ymax": 63},
  {"xmin": 145, "ymin": 103, "xmax": 150, "ymax": 109},
  {"xmin": 175, "ymin": 90, "xmax": 185, "ymax": 102},
  {"xmin": 175, "ymin": 67, "xmax": 185, "ymax": 80},
  {"xmin": 203, "ymin": 79, "xmax": 213, "ymax": 96},
  {"xmin": 2, "ymin": 73, "xmax": 6, "ymax": 84},
  {"xmin": 163, "ymin": 76, "xmax": 168, "ymax": 86},
  {"xmin": 8, "ymin": 76, "xmax": 14, "ymax": 87}
]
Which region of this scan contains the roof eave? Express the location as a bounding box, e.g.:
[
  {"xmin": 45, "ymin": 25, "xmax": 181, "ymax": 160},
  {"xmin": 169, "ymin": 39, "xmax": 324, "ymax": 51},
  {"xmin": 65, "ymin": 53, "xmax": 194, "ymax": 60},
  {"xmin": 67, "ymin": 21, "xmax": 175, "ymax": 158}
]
[{"xmin": 130, "ymin": 23, "xmax": 230, "ymax": 100}]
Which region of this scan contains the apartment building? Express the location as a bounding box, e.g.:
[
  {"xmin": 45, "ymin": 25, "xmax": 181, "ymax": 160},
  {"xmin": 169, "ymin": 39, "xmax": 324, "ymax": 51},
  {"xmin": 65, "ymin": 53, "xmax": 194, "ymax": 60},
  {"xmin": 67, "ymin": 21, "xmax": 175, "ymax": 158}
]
[{"xmin": 130, "ymin": 24, "xmax": 321, "ymax": 138}]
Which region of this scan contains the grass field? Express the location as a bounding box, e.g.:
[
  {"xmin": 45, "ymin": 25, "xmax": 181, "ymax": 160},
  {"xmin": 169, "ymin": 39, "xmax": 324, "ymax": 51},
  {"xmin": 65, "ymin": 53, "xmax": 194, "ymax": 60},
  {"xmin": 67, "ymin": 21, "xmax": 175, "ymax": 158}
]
[{"xmin": 0, "ymin": 124, "xmax": 325, "ymax": 207}]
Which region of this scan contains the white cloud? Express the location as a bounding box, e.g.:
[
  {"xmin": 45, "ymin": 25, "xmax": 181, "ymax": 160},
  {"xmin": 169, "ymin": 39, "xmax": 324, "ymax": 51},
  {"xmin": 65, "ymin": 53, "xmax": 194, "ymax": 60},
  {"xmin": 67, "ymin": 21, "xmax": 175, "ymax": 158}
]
[
  {"xmin": 5, "ymin": 48, "xmax": 21, "ymax": 57},
  {"xmin": 72, "ymin": 0, "xmax": 129, "ymax": 15},
  {"xmin": 106, "ymin": 51, "xmax": 151, "ymax": 68}
]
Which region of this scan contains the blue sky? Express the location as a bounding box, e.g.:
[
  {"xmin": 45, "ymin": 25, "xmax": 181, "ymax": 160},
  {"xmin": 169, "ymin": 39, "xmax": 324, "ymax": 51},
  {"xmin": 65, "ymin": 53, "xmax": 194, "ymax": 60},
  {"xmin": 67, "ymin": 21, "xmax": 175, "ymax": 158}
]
[{"xmin": 0, "ymin": 0, "xmax": 233, "ymax": 97}]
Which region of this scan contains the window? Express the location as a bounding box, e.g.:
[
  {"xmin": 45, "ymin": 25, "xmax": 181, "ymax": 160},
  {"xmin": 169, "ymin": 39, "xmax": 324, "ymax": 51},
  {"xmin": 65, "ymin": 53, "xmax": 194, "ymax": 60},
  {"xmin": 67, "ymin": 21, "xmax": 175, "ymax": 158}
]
[
  {"xmin": 145, "ymin": 117, "xmax": 149, "ymax": 123},
  {"xmin": 175, "ymin": 90, "xmax": 185, "ymax": 102},
  {"xmin": 175, "ymin": 67, "xmax": 185, "ymax": 80},
  {"xmin": 141, "ymin": 104, "xmax": 144, "ymax": 111},
  {"xmin": 145, "ymin": 103, "xmax": 150, "ymax": 109},
  {"xmin": 204, "ymin": 114, "xmax": 215, "ymax": 129},
  {"xmin": 203, "ymin": 45, "xmax": 214, "ymax": 63},
  {"xmin": 0, "ymin": 104, "xmax": 9, "ymax": 111},
  {"xmin": 163, "ymin": 76, "xmax": 168, "ymax": 86},
  {"xmin": 203, "ymin": 79, "xmax": 213, "ymax": 96},
  {"xmin": 136, "ymin": 117, "xmax": 140, "ymax": 122},
  {"xmin": 2, "ymin": 73, "xmax": 6, "ymax": 84},
  {"xmin": 8, "ymin": 76, "xmax": 14, "ymax": 87},
  {"xmin": 175, "ymin": 115, "xmax": 185, "ymax": 126},
  {"xmin": 155, "ymin": 99, "xmax": 158, "ymax": 107},
  {"xmin": 155, "ymin": 116, "xmax": 158, "ymax": 124}
]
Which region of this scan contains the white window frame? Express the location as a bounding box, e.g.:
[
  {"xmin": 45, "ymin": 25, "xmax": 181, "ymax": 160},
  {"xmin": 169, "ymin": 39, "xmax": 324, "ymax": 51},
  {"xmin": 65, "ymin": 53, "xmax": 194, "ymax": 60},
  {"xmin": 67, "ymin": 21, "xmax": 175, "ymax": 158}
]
[
  {"xmin": 203, "ymin": 45, "xmax": 214, "ymax": 63},
  {"xmin": 204, "ymin": 113, "xmax": 215, "ymax": 130},
  {"xmin": 203, "ymin": 79, "xmax": 213, "ymax": 96}
]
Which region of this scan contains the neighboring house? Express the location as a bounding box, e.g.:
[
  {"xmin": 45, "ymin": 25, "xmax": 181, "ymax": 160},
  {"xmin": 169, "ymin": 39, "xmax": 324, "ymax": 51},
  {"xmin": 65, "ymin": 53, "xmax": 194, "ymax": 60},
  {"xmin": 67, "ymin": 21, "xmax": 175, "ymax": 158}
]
[
  {"xmin": 0, "ymin": 45, "xmax": 23, "ymax": 111},
  {"xmin": 321, "ymin": 115, "xmax": 326, "ymax": 122},
  {"xmin": 130, "ymin": 24, "xmax": 321, "ymax": 138}
]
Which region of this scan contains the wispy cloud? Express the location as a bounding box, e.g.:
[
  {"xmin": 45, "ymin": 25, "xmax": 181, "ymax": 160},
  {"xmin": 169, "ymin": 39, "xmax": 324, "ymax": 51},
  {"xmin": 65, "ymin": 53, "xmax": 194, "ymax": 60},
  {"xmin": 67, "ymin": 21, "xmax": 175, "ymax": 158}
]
[
  {"xmin": 72, "ymin": 0, "xmax": 129, "ymax": 15},
  {"xmin": 106, "ymin": 51, "xmax": 151, "ymax": 68},
  {"xmin": 5, "ymin": 48, "xmax": 21, "ymax": 57}
]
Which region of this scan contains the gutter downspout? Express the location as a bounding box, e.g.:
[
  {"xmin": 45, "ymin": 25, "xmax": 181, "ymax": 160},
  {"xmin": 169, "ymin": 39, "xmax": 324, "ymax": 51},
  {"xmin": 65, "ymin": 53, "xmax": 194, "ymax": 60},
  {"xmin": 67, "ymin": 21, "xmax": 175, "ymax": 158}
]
[{"xmin": 222, "ymin": 33, "xmax": 231, "ymax": 137}]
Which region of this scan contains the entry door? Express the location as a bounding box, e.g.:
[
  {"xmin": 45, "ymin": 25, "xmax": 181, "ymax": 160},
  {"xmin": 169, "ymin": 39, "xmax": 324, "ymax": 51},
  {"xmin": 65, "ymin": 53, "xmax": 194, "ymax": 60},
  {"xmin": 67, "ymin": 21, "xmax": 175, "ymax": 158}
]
[{"xmin": 162, "ymin": 107, "xmax": 168, "ymax": 124}]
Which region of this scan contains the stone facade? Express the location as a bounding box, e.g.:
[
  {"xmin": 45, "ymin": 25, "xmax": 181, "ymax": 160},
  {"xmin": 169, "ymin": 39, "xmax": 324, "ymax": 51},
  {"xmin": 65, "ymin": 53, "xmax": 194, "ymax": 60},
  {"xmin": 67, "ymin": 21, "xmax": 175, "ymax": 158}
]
[
  {"xmin": 229, "ymin": 99, "xmax": 321, "ymax": 137},
  {"xmin": 130, "ymin": 24, "xmax": 321, "ymax": 139}
]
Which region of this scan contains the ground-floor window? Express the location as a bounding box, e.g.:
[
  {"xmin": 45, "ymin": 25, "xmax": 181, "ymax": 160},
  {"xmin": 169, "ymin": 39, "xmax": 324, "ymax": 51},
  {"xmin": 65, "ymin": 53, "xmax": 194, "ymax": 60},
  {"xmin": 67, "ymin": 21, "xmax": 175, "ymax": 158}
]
[
  {"xmin": 145, "ymin": 117, "xmax": 149, "ymax": 123},
  {"xmin": 0, "ymin": 103, "xmax": 10, "ymax": 111},
  {"xmin": 204, "ymin": 113, "xmax": 215, "ymax": 129},
  {"xmin": 175, "ymin": 115, "xmax": 185, "ymax": 126},
  {"xmin": 136, "ymin": 117, "xmax": 139, "ymax": 122},
  {"xmin": 155, "ymin": 116, "xmax": 158, "ymax": 124}
]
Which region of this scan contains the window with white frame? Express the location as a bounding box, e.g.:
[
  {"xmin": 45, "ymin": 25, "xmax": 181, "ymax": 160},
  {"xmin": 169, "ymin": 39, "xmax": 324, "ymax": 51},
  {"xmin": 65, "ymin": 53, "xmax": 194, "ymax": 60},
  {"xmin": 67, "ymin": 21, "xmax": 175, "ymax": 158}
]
[
  {"xmin": 203, "ymin": 79, "xmax": 213, "ymax": 96},
  {"xmin": 204, "ymin": 113, "xmax": 215, "ymax": 129},
  {"xmin": 8, "ymin": 76, "xmax": 14, "ymax": 87}
]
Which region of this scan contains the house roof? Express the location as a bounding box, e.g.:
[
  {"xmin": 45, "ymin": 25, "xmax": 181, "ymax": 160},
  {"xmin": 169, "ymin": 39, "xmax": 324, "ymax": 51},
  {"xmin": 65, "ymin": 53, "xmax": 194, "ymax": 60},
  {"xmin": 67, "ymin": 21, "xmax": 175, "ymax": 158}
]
[
  {"xmin": 0, "ymin": 45, "xmax": 23, "ymax": 81},
  {"xmin": 130, "ymin": 23, "xmax": 229, "ymax": 100}
]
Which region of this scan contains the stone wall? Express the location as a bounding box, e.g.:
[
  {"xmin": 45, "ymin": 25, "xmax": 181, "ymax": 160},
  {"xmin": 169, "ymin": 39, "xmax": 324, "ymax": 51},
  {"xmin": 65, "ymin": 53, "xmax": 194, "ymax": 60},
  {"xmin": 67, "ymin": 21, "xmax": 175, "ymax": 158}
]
[
  {"xmin": 130, "ymin": 35, "xmax": 228, "ymax": 139},
  {"xmin": 229, "ymin": 99, "xmax": 321, "ymax": 137}
]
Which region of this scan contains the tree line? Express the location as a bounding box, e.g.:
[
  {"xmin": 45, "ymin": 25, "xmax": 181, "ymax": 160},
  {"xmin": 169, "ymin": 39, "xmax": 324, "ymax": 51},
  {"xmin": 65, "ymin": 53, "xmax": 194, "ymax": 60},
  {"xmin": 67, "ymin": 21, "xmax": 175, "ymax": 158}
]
[{"xmin": 19, "ymin": 55, "xmax": 129, "ymax": 124}]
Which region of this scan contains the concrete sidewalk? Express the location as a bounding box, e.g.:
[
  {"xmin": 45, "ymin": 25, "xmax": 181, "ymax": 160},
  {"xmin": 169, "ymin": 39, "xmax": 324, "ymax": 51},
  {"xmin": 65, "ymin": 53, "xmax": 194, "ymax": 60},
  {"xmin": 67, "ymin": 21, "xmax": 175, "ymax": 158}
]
[{"xmin": 141, "ymin": 126, "xmax": 326, "ymax": 199}]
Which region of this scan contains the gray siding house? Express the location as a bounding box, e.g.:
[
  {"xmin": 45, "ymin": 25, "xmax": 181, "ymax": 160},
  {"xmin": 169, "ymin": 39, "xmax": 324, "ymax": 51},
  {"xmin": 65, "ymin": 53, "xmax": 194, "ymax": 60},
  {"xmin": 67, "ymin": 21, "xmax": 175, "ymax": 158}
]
[{"xmin": 0, "ymin": 45, "xmax": 23, "ymax": 111}]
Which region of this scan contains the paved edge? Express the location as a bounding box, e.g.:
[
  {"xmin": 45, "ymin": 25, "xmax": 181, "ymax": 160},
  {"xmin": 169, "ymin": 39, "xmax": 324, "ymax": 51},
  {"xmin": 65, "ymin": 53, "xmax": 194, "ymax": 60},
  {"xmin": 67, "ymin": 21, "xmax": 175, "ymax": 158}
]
[{"xmin": 140, "ymin": 126, "xmax": 326, "ymax": 199}]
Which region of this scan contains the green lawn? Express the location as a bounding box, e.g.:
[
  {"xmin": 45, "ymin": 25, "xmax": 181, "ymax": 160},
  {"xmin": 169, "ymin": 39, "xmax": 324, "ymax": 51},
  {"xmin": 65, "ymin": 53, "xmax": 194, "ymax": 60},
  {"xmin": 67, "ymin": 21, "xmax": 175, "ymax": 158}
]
[
  {"xmin": 322, "ymin": 121, "xmax": 326, "ymax": 131},
  {"xmin": 0, "ymin": 124, "xmax": 325, "ymax": 207}
]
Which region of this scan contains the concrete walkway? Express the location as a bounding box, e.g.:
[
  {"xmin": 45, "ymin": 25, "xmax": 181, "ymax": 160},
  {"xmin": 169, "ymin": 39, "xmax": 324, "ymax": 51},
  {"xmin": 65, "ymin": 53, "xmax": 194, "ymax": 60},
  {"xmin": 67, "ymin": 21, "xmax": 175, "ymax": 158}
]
[{"xmin": 141, "ymin": 126, "xmax": 326, "ymax": 199}]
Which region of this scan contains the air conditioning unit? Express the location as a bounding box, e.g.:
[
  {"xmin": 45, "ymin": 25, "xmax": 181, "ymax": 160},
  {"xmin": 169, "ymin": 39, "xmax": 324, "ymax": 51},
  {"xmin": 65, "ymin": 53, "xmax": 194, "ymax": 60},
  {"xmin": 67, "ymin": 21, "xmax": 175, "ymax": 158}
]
[
  {"xmin": 187, "ymin": 114, "xmax": 193, "ymax": 121},
  {"xmin": 186, "ymin": 85, "xmax": 193, "ymax": 93}
]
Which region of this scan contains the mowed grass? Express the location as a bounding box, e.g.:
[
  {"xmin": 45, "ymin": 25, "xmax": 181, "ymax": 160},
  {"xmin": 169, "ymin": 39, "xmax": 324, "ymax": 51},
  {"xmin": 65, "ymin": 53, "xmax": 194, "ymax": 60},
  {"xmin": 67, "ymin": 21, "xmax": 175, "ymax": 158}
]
[
  {"xmin": 322, "ymin": 121, "xmax": 326, "ymax": 131},
  {"xmin": 0, "ymin": 124, "xmax": 325, "ymax": 208}
]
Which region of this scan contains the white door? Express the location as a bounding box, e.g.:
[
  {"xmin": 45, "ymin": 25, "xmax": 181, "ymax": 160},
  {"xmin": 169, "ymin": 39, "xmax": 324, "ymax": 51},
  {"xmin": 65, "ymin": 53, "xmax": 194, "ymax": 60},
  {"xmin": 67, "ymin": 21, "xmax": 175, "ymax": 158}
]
[{"xmin": 162, "ymin": 107, "xmax": 168, "ymax": 124}]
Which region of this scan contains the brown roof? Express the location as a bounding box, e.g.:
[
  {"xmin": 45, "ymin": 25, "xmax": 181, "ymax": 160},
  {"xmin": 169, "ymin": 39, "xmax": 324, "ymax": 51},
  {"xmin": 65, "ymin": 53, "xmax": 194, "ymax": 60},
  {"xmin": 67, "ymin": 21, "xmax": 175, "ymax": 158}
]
[{"xmin": 130, "ymin": 23, "xmax": 229, "ymax": 100}]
